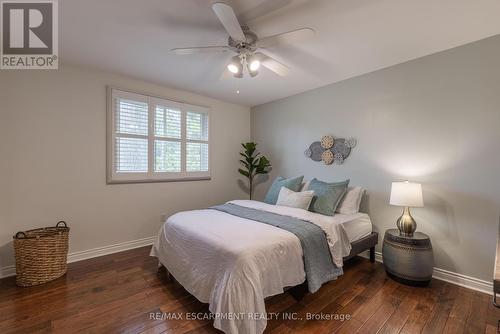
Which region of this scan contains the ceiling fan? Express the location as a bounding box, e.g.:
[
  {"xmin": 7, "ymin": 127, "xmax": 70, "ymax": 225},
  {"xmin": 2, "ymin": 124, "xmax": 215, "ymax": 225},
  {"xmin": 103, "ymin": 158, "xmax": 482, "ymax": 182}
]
[{"xmin": 171, "ymin": 1, "xmax": 315, "ymax": 79}]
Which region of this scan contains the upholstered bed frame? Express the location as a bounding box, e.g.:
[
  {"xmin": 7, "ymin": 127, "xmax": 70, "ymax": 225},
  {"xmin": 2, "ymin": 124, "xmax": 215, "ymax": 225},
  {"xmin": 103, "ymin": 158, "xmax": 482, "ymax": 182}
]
[
  {"xmin": 161, "ymin": 231, "xmax": 379, "ymax": 301},
  {"xmin": 285, "ymin": 231, "xmax": 378, "ymax": 300},
  {"xmin": 343, "ymin": 231, "xmax": 378, "ymax": 263}
]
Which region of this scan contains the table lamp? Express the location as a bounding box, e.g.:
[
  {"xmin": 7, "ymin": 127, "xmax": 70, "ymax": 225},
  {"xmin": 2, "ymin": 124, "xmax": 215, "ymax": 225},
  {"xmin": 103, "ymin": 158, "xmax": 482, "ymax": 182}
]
[{"xmin": 390, "ymin": 181, "xmax": 423, "ymax": 237}]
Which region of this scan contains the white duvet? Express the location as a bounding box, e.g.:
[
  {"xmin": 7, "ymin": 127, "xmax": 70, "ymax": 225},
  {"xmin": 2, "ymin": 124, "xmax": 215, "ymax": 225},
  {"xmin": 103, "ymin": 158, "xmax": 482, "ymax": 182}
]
[{"xmin": 150, "ymin": 200, "xmax": 353, "ymax": 334}]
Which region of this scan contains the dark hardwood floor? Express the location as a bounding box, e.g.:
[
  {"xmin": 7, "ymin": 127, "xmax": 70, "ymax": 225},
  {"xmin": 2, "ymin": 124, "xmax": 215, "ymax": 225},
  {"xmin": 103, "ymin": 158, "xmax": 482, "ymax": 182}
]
[{"xmin": 1, "ymin": 246, "xmax": 499, "ymax": 334}]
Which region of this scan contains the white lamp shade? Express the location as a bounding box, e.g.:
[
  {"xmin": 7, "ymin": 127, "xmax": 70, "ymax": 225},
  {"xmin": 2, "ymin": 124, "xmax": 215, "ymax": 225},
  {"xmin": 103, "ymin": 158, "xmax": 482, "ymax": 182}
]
[{"xmin": 390, "ymin": 181, "xmax": 424, "ymax": 207}]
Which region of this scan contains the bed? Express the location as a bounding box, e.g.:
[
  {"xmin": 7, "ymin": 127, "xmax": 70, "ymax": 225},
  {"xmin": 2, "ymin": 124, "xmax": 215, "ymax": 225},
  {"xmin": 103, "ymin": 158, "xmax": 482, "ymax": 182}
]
[{"xmin": 150, "ymin": 199, "xmax": 377, "ymax": 334}]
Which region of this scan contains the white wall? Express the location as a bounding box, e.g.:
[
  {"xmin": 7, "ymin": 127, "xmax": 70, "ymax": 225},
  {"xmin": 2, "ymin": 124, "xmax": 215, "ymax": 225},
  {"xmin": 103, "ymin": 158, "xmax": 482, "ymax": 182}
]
[
  {"xmin": 252, "ymin": 35, "xmax": 500, "ymax": 282},
  {"xmin": 0, "ymin": 65, "xmax": 250, "ymax": 270}
]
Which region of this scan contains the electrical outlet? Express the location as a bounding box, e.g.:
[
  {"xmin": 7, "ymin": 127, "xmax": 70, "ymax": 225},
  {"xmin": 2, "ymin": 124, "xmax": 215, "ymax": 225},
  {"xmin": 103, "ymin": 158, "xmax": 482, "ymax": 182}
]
[{"xmin": 160, "ymin": 214, "xmax": 167, "ymax": 222}]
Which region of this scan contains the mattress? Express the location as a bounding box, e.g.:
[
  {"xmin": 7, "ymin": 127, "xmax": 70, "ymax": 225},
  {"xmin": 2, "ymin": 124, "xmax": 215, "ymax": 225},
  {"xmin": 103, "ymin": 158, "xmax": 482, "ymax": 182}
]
[{"xmin": 338, "ymin": 213, "xmax": 373, "ymax": 243}]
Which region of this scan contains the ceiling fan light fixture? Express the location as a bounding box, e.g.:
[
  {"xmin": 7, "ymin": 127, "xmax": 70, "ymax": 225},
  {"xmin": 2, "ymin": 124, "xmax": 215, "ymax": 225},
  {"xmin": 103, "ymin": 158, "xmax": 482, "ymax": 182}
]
[
  {"xmin": 227, "ymin": 64, "xmax": 239, "ymax": 74},
  {"xmin": 227, "ymin": 55, "xmax": 242, "ymax": 75},
  {"xmin": 247, "ymin": 54, "xmax": 260, "ymax": 72},
  {"xmin": 248, "ymin": 64, "xmax": 259, "ymax": 77},
  {"xmin": 249, "ymin": 59, "xmax": 260, "ymax": 72}
]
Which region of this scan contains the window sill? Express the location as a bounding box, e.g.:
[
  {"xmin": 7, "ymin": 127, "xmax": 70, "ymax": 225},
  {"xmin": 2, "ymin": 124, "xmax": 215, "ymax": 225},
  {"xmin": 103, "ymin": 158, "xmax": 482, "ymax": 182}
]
[{"xmin": 106, "ymin": 176, "xmax": 211, "ymax": 184}]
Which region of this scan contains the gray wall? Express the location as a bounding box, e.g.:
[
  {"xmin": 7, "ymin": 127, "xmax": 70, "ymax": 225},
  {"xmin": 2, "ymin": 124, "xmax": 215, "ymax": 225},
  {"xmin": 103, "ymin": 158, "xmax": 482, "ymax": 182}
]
[
  {"xmin": 251, "ymin": 35, "xmax": 500, "ymax": 281},
  {"xmin": 0, "ymin": 65, "xmax": 250, "ymax": 272}
]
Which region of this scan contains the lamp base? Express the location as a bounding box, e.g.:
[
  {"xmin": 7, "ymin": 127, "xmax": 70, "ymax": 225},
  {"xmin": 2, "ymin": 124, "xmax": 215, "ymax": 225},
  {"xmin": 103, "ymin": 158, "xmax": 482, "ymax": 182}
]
[{"xmin": 396, "ymin": 206, "xmax": 417, "ymax": 237}]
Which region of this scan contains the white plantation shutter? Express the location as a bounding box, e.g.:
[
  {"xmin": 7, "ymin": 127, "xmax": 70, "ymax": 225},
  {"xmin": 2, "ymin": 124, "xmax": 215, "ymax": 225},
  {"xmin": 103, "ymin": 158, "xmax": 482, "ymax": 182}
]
[
  {"xmin": 116, "ymin": 99, "xmax": 148, "ymax": 135},
  {"xmin": 186, "ymin": 142, "xmax": 209, "ymax": 172},
  {"xmin": 108, "ymin": 88, "xmax": 210, "ymax": 183},
  {"xmin": 186, "ymin": 111, "xmax": 209, "ymax": 141},
  {"xmin": 154, "ymin": 103, "xmax": 182, "ymax": 172},
  {"xmin": 114, "ymin": 96, "xmax": 149, "ymax": 173},
  {"xmin": 185, "ymin": 109, "xmax": 209, "ymax": 172},
  {"xmin": 116, "ymin": 137, "xmax": 148, "ymax": 172},
  {"xmin": 155, "ymin": 105, "xmax": 181, "ymax": 139},
  {"xmin": 155, "ymin": 140, "xmax": 181, "ymax": 172}
]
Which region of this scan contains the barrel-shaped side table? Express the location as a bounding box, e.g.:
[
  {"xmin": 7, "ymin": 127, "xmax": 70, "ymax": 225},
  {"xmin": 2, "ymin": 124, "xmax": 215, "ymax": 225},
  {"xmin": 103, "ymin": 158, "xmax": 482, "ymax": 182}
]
[{"xmin": 382, "ymin": 229, "xmax": 434, "ymax": 287}]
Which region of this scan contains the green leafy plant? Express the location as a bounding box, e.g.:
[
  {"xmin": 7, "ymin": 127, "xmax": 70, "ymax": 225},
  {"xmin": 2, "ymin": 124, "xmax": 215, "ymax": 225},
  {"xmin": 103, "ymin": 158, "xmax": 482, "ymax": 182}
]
[{"xmin": 238, "ymin": 142, "xmax": 271, "ymax": 199}]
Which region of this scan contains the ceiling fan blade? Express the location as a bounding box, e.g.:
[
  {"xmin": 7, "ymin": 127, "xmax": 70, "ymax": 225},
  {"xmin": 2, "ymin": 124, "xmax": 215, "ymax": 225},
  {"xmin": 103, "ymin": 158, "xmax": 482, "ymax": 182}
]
[
  {"xmin": 212, "ymin": 2, "xmax": 246, "ymax": 42},
  {"xmin": 257, "ymin": 28, "xmax": 315, "ymax": 48},
  {"xmin": 256, "ymin": 52, "xmax": 289, "ymax": 76},
  {"xmin": 171, "ymin": 46, "xmax": 230, "ymax": 55}
]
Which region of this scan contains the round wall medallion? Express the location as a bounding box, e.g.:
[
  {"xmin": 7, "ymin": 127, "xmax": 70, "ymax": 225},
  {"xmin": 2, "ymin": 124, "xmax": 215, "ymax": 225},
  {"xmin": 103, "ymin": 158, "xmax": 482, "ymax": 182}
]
[
  {"xmin": 320, "ymin": 135, "xmax": 334, "ymax": 149},
  {"xmin": 321, "ymin": 150, "xmax": 334, "ymax": 165},
  {"xmin": 346, "ymin": 138, "xmax": 357, "ymax": 148},
  {"xmin": 332, "ymin": 139, "xmax": 351, "ymax": 158},
  {"xmin": 308, "ymin": 141, "xmax": 324, "ymax": 161}
]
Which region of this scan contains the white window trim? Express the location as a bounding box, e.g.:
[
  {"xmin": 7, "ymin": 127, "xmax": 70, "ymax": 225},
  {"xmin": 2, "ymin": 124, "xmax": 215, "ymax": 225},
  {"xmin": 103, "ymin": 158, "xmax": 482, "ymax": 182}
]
[{"xmin": 106, "ymin": 86, "xmax": 211, "ymax": 184}]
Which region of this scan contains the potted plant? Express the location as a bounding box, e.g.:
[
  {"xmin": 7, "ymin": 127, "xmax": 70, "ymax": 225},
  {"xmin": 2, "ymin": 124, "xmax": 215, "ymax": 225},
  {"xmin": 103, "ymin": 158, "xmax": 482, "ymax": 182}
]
[{"xmin": 238, "ymin": 142, "xmax": 271, "ymax": 199}]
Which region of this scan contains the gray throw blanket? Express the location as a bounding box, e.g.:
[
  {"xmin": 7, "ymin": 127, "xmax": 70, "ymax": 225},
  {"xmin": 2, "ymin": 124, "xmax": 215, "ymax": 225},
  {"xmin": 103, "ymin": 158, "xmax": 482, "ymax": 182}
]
[{"xmin": 210, "ymin": 203, "xmax": 343, "ymax": 293}]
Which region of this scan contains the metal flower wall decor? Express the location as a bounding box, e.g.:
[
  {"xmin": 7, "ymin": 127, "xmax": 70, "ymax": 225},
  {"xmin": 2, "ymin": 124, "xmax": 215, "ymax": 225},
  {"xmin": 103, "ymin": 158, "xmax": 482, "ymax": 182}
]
[{"xmin": 304, "ymin": 135, "xmax": 357, "ymax": 165}]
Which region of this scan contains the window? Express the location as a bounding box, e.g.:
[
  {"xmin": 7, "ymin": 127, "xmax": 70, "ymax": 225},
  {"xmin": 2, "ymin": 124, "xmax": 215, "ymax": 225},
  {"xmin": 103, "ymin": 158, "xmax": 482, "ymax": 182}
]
[{"xmin": 107, "ymin": 88, "xmax": 210, "ymax": 183}]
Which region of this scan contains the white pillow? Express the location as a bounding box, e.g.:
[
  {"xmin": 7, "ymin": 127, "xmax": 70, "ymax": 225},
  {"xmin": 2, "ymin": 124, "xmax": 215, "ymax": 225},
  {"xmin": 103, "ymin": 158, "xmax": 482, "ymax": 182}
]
[
  {"xmin": 300, "ymin": 181, "xmax": 311, "ymax": 191},
  {"xmin": 276, "ymin": 187, "xmax": 314, "ymax": 210},
  {"xmin": 336, "ymin": 186, "xmax": 365, "ymax": 214},
  {"xmin": 300, "ymin": 180, "xmax": 310, "ymax": 192}
]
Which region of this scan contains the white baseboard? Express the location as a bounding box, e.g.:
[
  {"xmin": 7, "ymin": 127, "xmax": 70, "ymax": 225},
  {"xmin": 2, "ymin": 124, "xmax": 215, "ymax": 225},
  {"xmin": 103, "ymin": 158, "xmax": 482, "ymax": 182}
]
[
  {"xmin": 360, "ymin": 250, "xmax": 493, "ymax": 295},
  {"xmin": 0, "ymin": 265, "xmax": 16, "ymax": 278},
  {"xmin": 67, "ymin": 236, "xmax": 156, "ymax": 263},
  {"xmin": 432, "ymin": 267, "xmax": 493, "ymax": 295},
  {"xmin": 0, "ymin": 236, "xmax": 156, "ymax": 279}
]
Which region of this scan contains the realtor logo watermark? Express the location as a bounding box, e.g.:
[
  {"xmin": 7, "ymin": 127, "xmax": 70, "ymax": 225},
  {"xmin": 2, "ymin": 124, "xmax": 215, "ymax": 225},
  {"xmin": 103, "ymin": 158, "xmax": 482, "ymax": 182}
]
[{"xmin": 1, "ymin": 0, "xmax": 58, "ymax": 69}]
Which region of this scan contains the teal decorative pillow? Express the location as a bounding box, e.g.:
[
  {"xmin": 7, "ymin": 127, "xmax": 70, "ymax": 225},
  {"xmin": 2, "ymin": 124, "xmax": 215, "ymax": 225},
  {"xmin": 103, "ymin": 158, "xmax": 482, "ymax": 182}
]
[
  {"xmin": 264, "ymin": 176, "xmax": 304, "ymax": 204},
  {"xmin": 307, "ymin": 178, "xmax": 350, "ymax": 216}
]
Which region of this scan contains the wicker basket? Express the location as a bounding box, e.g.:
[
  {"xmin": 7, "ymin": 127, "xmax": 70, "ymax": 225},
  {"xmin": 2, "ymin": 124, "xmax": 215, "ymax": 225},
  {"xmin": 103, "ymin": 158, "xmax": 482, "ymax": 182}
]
[{"xmin": 13, "ymin": 221, "xmax": 70, "ymax": 287}]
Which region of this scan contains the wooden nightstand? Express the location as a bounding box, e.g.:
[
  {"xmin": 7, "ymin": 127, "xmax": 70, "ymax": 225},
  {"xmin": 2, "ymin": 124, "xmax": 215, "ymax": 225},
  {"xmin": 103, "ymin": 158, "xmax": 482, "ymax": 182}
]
[{"xmin": 382, "ymin": 229, "xmax": 434, "ymax": 286}]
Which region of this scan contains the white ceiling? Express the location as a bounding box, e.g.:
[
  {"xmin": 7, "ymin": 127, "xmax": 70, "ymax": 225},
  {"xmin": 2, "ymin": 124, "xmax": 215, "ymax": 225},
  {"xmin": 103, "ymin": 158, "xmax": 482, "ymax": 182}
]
[{"xmin": 61, "ymin": 0, "xmax": 500, "ymax": 107}]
